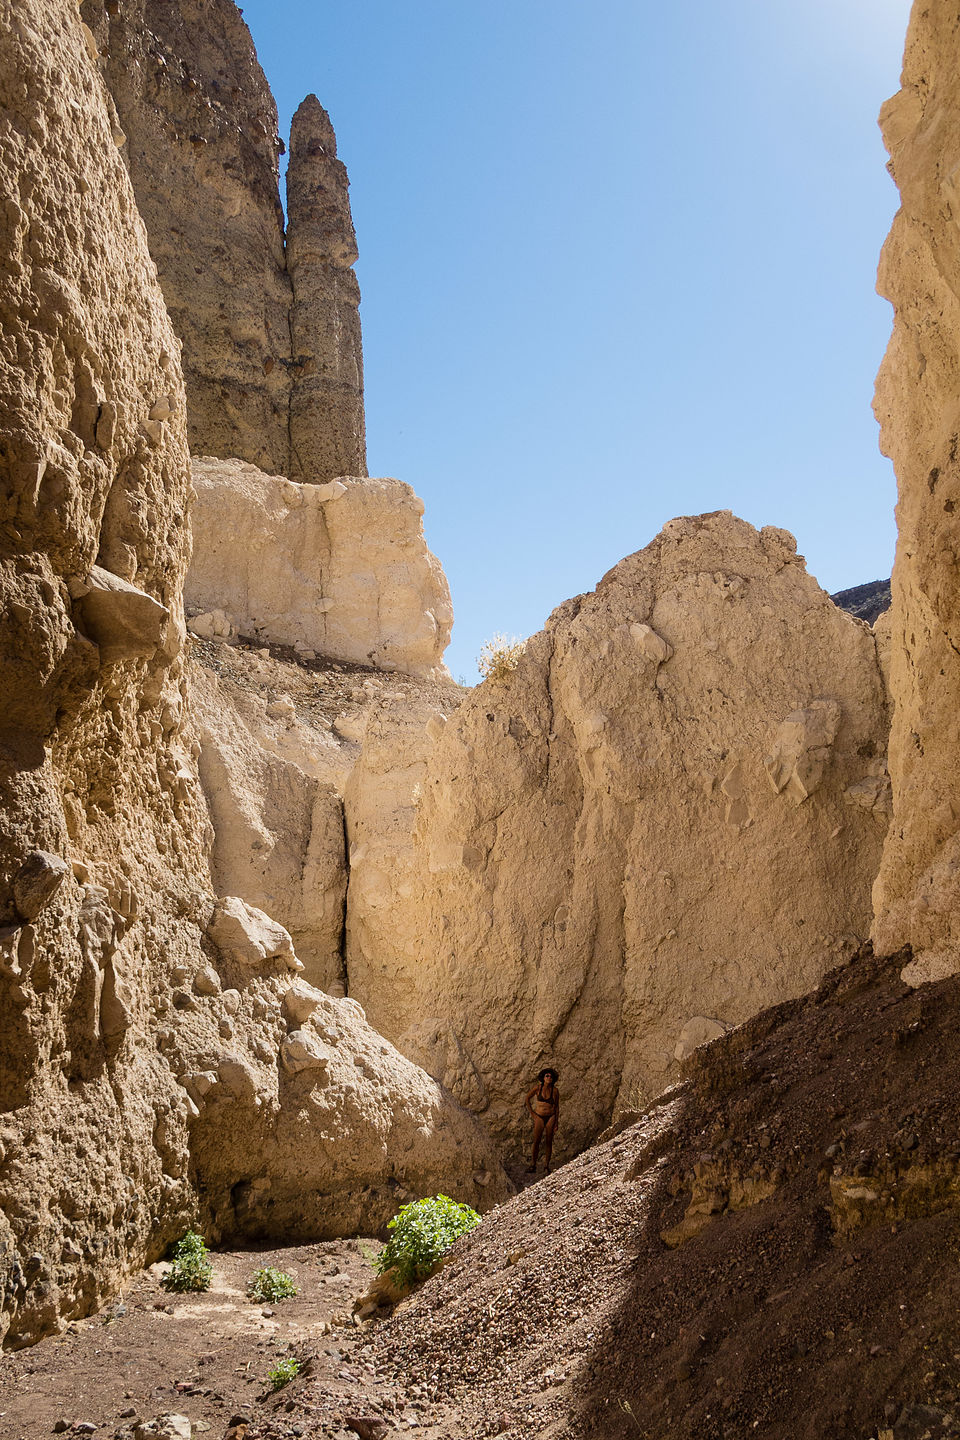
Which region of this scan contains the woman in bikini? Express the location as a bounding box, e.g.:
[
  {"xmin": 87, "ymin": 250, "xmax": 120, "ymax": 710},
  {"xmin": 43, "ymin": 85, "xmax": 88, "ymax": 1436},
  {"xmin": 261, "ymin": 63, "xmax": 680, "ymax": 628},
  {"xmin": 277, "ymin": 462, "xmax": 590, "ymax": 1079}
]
[{"xmin": 525, "ymin": 1067, "xmax": 560, "ymax": 1173}]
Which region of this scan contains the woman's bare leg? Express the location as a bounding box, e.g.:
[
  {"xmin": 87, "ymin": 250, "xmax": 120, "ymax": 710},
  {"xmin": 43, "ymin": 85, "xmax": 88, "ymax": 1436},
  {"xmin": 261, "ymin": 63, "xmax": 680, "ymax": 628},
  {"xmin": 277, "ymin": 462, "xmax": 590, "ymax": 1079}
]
[
  {"xmin": 529, "ymin": 1115, "xmax": 545, "ymax": 1170},
  {"xmin": 543, "ymin": 1115, "xmax": 557, "ymax": 1171}
]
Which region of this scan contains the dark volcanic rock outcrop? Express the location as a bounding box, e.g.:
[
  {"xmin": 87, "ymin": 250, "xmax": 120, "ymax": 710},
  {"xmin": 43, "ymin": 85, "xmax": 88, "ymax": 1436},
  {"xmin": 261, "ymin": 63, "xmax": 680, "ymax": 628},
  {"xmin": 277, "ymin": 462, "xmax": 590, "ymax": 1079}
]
[{"xmin": 831, "ymin": 578, "xmax": 891, "ymax": 626}]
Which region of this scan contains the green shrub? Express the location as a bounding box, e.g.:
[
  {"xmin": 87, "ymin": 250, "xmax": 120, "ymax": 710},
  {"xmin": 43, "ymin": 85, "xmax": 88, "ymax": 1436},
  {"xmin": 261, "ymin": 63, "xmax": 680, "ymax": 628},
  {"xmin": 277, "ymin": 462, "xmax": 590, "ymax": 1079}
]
[
  {"xmin": 268, "ymin": 1357, "xmax": 301, "ymax": 1390},
  {"xmin": 477, "ymin": 633, "xmax": 525, "ymax": 684},
  {"xmin": 375, "ymin": 1194, "xmax": 481, "ymax": 1290},
  {"xmin": 161, "ymin": 1231, "xmax": 213, "ymax": 1293},
  {"xmin": 248, "ymin": 1266, "xmax": 299, "ymax": 1303}
]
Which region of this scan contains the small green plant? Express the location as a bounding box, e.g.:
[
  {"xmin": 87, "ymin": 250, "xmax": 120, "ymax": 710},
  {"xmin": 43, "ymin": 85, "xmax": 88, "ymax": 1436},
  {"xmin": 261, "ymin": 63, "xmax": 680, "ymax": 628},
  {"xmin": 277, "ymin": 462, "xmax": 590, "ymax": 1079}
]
[
  {"xmin": 248, "ymin": 1266, "xmax": 299, "ymax": 1303},
  {"xmin": 161, "ymin": 1231, "xmax": 212, "ymax": 1293},
  {"xmin": 268, "ymin": 1356, "xmax": 301, "ymax": 1390},
  {"xmin": 375, "ymin": 1194, "xmax": 481, "ymax": 1290},
  {"xmin": 477, "ymin": 633, "xmax": 526, "ymax": 684}
]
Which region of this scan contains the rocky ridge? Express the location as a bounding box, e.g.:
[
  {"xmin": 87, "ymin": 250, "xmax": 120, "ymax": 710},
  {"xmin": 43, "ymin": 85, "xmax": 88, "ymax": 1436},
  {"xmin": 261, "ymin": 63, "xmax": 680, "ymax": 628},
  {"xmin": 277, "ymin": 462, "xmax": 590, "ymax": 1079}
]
[
  {"xmin": 79, "ymin": 0, "xmax": 366, "ymax": 482},
  {"xmin": 830, "ymin": 578, "xmax": 892, "ymax": 626}
]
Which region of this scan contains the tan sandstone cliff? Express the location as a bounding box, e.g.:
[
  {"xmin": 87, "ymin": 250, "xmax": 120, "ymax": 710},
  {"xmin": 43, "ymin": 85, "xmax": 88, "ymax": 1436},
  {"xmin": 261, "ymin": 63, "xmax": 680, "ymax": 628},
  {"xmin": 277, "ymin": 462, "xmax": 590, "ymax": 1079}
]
[
  {"xmin": 1, "ymin": 0, "xmax": 209, "ymax": 1345},
  {"xmin": 185, "ymin": 457, "xmax": 453, "ymax": 676},
  {"xmin": 346, "ymin": 513, "xmax": 891, "ymax": 1152},
  {"xmin": 79, "ymin": 0, "xmax": 366, "ymax": 481},
  {"xmin": 871, "ymin": 0, "xmax": 960, "ymax": 984},
  {"xmin": 0, "ymin": 0, "xmax": 505, "ymax": 1349}
]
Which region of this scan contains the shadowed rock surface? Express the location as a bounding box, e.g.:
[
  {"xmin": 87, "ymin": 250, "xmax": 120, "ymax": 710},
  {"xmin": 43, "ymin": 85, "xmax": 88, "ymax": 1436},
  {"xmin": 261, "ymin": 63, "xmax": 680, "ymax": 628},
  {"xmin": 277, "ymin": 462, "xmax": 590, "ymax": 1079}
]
[
  {"xmin": 339, "ymin": 947, "xmax": 960, "ymax": 1440},
  {"xmin": 80, "ymin": 0, "xmax": 366, "ymax": 481}
]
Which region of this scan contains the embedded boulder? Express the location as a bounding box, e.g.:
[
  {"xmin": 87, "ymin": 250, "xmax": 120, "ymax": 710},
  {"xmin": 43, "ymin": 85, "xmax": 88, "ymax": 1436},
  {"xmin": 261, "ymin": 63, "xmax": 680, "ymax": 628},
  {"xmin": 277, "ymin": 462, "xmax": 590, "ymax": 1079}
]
[
  {"xmin": 12, "ymin": 852, "xmax": 69, "ymax": 922},
  {"xmin": 70, "ymin": 566, "xmax": 170, "ymax": 666},
  {"xmin": 208, "ymin": 896, "xmax": 301, "ymax": 970}
]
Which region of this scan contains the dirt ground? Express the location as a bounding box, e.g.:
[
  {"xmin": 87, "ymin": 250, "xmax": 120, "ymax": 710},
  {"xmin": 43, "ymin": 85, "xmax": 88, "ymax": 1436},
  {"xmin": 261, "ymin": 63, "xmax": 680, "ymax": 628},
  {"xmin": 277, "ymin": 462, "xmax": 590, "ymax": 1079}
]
[
  {"xmin": 344, "ymin": 946, "xmax": 960, "ymax": 1440},
  {"xmin": 0, "ymin": 1167, "xmax": 545, "ymax": 1440},
  {"xmin": 0, "ymin": 1238, "xmax": 386, "ymax": 1440},
  {"xmin": 8, "ymin": 948, "xmax": 960, "ymax": 1440}
]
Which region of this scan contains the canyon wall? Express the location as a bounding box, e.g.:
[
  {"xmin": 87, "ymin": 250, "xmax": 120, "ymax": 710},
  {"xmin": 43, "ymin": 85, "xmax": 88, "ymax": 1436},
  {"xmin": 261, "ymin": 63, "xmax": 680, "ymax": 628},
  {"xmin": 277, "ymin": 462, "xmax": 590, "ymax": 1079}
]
[
  {"xmin": 0, "ymin": 0, "xmax": 503, "ymax": 1348},
  {"xmin": 871, "ymin": 0, "xmax": 960, "ymax": 983},
  {"xmin": 79, "ymin": 0, "xmax": 366, "ymax": 481},
  {"xmin": 0, "ymin": 0, "xmax": 208, "ymax": 1344},
  {"xmin": 347, "ymin": 513, "xmax": 892, "ymax": 1152}
]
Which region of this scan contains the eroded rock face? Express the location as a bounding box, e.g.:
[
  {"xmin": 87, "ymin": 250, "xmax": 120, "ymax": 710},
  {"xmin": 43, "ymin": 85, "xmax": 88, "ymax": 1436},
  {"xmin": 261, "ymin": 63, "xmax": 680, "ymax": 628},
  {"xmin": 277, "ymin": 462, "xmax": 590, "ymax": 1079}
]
[
  {"xmin": 0, "ymin": 0, "xmax": 504, "ymax": 1346},
  {"xmin": 347, "ymin": 513, "xmax": 891, "ymax": 1151},
  {"xmin": 80, "ymin": 0, "xmax": 294, "ymax": 475},
  {"xmin": 186, "ymin": 976, "xmax": 511, "ymax": 1240},
  {"xmin": 191, "ymin": 661, "xmax": 349, "ymax": 991},
  {"xmin": 287, "ymin": 96, "xmax": 366, "ymax": 484},
  {"xmin": 186, "ymin": 457, "xmax": 453, "ymax": 675},
  {"xmin": 871, "ymin": 4, "xmax": 960, "ymax": 979},
  {"xmin": 0, "ymin": 0, "xmax": 206, "ymax": 1346},
  {"xmin": 80, "ymin": 0, "xmax": 367, "ymax": 483}
]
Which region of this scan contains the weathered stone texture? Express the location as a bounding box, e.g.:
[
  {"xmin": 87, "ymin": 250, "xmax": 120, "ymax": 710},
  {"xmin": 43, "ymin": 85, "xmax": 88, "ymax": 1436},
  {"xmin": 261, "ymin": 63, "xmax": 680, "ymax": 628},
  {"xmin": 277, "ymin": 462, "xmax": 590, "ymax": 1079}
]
[
  {"xmin": 191, "ymin": 658, "xmax": 351, "ymax": 991},
  {"xmin": 0, "ymin": 1, "xmax": 502, "ymax": 1347},
  {"xmin": 80, "ymin": 1, "xmax": 367, "ymax": 482},
  {"xmin": 186, "ymin": 457, "xmax": 453, "ymax": 676},
  {"xmin": 287, "ymin": 95, "xmax": 366, "ymax": 483},
  {"xmin": 871, "ymin": 2, "xmax": 960, "ymax": 978},
  {"xmin": 185, "ymin": 978, "xmax": 510, "ymax": 1243},
  {"xmin": 347, "ymin": 513, "xmax": 891, "ymax": 1152},
  {"xmin": 0, "ymin": 0, "xmax": 205, "ymax": 1345},
  {"xmin": 80, "ymin": 0, "xmax": 294, "ymax": 474}
]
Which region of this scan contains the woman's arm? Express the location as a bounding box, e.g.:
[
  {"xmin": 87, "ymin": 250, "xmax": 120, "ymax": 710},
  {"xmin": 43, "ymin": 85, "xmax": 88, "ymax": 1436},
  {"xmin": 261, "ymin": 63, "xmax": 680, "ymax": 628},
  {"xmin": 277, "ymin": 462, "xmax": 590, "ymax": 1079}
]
[{"xmin": 525, "ymin": 1085, "xmax": 538, "ymax": 1114}]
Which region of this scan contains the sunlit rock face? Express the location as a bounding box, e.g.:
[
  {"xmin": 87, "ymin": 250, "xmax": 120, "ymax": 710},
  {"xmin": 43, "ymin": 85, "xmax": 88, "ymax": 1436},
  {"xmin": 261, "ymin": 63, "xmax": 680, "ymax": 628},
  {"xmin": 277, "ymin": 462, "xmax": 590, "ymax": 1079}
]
[
  {"xmin": 0, "ymin": 0, "xmax": 207, "ymax": 1347},
  {"xmin": 871, "ymin": 1, "xmax": 960, "ymax": 981},
  {"xmin": 0, "ymin": 0, "xmax": 497, "ymax": 1348},
  {"xmin": 347, "ymin": 512, "xmax": 891, "ymax": 1151},
  {"xmin": 185, "ymin": 457, "xmax": 453, "ymax": 676}
]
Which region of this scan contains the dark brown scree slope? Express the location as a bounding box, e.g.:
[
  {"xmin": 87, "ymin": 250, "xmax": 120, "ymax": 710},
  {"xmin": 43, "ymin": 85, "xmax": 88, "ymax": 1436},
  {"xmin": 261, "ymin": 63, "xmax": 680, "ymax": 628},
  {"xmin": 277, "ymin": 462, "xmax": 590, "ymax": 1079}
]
[{"xmin": 268, "ymin": 947, "xmax": 960, "ymax": 1440}]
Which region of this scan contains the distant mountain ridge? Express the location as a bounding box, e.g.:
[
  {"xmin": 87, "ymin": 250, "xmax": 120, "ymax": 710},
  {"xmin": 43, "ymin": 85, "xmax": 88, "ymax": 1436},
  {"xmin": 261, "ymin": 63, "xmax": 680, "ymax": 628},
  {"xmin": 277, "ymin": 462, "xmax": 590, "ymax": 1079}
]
[{"xmin": 831, "ymin": 578, "xmax": 891, "ymax": 624}]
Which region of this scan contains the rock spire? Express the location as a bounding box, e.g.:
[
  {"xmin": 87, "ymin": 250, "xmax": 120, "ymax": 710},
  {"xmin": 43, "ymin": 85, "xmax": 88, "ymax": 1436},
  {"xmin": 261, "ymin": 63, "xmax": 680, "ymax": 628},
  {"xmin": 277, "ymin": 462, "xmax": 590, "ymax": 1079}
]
[
  {"xmin": 79, "ymin": 0, "xmax": 367, "ymax": 482},
  {"xmin": 286, "ymin": 94, "xmax": 367, "ymax": 482}
]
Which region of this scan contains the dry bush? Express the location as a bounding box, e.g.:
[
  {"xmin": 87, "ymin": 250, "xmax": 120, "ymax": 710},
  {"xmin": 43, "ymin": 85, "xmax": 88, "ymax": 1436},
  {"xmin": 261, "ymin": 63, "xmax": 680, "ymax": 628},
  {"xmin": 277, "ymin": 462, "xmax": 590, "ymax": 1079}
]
[{"xmin": 477, "ymin": 633, "xmax": 526, "ymax": 683}]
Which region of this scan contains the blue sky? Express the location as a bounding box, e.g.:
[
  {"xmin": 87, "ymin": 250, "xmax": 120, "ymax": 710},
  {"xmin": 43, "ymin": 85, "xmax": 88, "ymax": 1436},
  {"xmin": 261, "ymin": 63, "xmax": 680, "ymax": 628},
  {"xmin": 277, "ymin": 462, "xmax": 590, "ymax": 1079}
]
[{"xmin": 240, "ymin": 0, "xmax": 913, "ymax": 681}]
